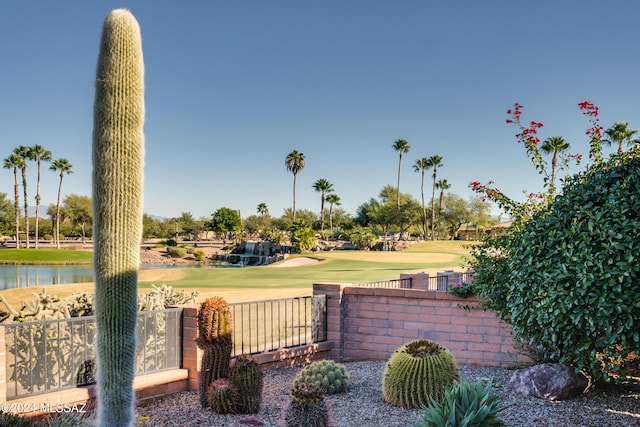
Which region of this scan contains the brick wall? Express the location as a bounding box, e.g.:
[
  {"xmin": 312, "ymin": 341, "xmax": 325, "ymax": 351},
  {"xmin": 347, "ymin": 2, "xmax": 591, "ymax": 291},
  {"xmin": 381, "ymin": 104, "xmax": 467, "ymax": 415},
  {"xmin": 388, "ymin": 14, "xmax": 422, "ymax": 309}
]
[{"xmin": 313, "ymin": 279, "xmax": 530, "ymax": 367}]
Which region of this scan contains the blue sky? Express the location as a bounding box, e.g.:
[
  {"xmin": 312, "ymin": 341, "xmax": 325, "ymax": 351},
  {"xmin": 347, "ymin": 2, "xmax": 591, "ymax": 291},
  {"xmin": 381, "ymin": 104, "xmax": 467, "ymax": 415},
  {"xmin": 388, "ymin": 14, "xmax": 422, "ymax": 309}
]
[{"xmin": 1, "ymin": 1, "xmax": 638, "ymax": 220}]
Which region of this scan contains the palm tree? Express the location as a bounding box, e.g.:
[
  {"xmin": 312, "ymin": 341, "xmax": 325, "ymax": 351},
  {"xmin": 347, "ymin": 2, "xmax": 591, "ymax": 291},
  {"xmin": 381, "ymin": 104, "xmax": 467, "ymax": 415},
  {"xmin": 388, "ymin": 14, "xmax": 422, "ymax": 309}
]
[
  {"xmin": 436, "ymin": 179, "xmax": 451, "ymax": 215},
  {"xmin": 14, "ymin": 146, "xmax": 31, "ymax": 248},
  {"xmin": 436, "ymin": 178, "xmax": 451, "ymax": 238},
  {"xmin": 49, "ymin": 158, "xmax": 73, "ymax": 249},
  {"xmin": 3, "ymin": 154, "xmax": 24, "ymax": 248},
  {"xmin": 312, "ymin": 178, "xmax": 334, "ymax": 231},
  {"xmin": 427, "ymin": 155, "xmax": 443, "ymax": 240},
  {"xmin": 392, "ymin": 139, "xmax": 410, "ymax": 209},
  {"xmin": 285, "ymin": 150, "xmax": 306, "ymax": 222},
  {"xmin": 540, "ymin": 136, "xmax": 570, "ymax": 198},
  {"xmin": 413, "ymin": 157, "xmax": 430, "ymax": 240},
  {"xmin": 29, "ymin": 145, "xmax": 52, "ymax": 248},
  {"xmin": 604, "ymin": 122, "xmax": 639, "ymax": 154},
  {"xmin": 325, "ymin": 193, "xmax": 341, "ymax": 233},
  {"xmin": 256, "ymin": 202, "xmax": 268, "ymax": 218}
]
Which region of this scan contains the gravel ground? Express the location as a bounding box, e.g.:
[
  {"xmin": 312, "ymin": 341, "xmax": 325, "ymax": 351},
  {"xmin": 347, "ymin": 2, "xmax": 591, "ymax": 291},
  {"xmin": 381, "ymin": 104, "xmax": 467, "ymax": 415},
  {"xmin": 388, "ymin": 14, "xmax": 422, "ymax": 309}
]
[{"xmin": 136, "ymin": 360, "xmax": 640, "ymax": 427}]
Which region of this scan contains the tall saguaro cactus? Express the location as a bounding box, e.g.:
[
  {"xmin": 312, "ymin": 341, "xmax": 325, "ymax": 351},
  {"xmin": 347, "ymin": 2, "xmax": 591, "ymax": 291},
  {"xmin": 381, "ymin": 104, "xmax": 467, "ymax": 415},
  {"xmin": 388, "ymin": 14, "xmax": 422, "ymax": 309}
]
[{"xmin": 92, "ymin": 9, "xmax": 145, "ymax": 427}]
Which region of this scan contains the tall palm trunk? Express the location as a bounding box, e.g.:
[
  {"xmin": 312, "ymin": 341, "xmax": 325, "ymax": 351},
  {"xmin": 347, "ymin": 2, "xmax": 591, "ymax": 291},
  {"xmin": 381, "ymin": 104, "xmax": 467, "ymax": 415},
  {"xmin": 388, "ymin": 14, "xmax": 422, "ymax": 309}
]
[
  {"xmin": 55, "ymin": 171, "xmax": 64, "ymax": 249},
  {"xmin": 430, "ymin": 168, "xmax": 437, "ymax": 241},
  {"xmin": 34, "ymin": 160, "xmax": 42, "ymax": 248},
  {"xmin": 292, "ymin": 173, "xmax": 297, "ymax": 222},
  {"xmin": 420, "ymin": 169, "xmax": 427, "ymax": 240},
  {"xmin": 20, "ymin": 167, "xmax": 29, "ymax": 248},
  {"xmin": 12, "ymin": 168, "xmax": 20, "ymax": 249}
]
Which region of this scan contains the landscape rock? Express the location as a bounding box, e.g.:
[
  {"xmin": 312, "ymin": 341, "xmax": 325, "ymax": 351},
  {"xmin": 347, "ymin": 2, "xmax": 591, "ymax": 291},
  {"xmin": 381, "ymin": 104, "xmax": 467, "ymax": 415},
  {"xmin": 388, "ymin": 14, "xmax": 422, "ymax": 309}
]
[{"xmin": 507, "ymin": 363, "xmax": 590, "ymax": 401}]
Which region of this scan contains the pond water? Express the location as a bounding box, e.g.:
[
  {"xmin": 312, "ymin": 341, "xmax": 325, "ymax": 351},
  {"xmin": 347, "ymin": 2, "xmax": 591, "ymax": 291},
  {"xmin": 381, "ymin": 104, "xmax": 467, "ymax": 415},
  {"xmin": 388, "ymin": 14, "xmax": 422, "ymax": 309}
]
[{"xmin": 0, "ymin": 263, "xmax": 234, "ymax": 290}]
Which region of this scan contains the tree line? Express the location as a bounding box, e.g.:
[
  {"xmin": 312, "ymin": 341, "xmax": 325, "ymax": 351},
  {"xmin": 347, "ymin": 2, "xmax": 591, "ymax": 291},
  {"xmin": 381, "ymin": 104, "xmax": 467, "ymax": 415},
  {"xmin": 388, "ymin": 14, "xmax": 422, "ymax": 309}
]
[
  {"xmin": 0, "ymin": 140, "xmax": 495, "ymax": 249},
  {"xmin": 2, "ymin": 145, "xmax": 73, "ymax": 248}
]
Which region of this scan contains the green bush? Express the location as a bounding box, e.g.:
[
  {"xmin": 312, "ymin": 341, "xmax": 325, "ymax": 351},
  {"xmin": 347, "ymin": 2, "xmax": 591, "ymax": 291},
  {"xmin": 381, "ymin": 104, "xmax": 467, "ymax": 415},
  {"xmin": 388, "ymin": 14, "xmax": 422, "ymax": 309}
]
[
  {"xmin": 476, "ymin": 151, "xmax": 640, "ymax": 381},
  {"xmin": 166, "ymin": 246, "xmax": 186, "ymax": 258},
  {"xmin": 417, "ymin": 381, "xmax": 505, "ymax": 427},
  {"xmin": 193, "ymin": 250, "xmax": 205, "ymax": 261},
  {"xmin": 185, "ymin": 246, "xmax": 195, "ymax": 254}
]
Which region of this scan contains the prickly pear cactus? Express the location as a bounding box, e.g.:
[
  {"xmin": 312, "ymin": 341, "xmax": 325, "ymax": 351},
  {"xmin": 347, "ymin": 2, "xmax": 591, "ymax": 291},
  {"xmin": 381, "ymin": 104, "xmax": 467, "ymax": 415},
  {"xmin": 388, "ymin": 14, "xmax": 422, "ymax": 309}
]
[
  {"xmin": 92, "ymin": 8, "xmax": 145, "ymax": 427},
  {"xmin": 294, "ymin": 359, "xmax": 349, "ymax": 395},
  {"xmin": 382, "ymin": 339, "xmax": 459, "ymax": 409}
]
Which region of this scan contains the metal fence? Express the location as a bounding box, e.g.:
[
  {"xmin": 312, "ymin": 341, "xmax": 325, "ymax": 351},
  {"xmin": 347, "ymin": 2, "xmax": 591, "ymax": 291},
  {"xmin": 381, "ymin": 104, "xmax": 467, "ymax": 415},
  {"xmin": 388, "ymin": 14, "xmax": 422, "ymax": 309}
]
[
  {"xmin": 4, "ymin": 307, "xmax": 182, "ymax": 400},
  {"xmin": 228, "ymin": 295, "xmax": 327, "ymax": 356},
  {"xmin": 427, "ymin": 271, "xmax": 475, "ymax": 291},
  {"xmin": 354, "ymin": 278, "xmax": 413, "ymax": 288}
]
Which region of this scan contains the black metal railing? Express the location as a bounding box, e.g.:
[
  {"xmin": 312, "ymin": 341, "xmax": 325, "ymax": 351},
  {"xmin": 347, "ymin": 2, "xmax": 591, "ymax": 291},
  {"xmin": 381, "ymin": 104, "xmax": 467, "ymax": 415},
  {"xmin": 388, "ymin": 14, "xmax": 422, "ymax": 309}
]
[
  {"xmin": 427, "ymin": 271, "xmax": 475, "ymax": 291},
  {"xmin": 4, "ymin": 307, "xmax": 182, "ymax": 400},
  {"xmin": 354, "ymin": 278, "xmax": 413, "ymax": 288},
  {"xmin": 228, "ymin": 295, "xmax": 327, "ymax": 357}
]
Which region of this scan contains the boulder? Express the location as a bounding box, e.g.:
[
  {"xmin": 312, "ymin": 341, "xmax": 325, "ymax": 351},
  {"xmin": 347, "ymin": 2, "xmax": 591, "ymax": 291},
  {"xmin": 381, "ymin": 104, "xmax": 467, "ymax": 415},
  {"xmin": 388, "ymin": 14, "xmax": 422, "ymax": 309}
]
[{"xmin": 507, "ymin": 363, "xmax": 590, "ymax": 400}]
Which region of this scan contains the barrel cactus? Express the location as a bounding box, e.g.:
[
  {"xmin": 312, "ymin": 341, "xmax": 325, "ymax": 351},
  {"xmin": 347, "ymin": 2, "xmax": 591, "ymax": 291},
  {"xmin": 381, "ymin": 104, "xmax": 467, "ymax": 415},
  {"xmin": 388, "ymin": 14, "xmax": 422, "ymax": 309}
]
[
  {"xmin": 230, "ymin": 354, "xmax": 263, "ymax": 414},
  {"xmin": 207, "ymin": 378, "xmax": 238, "ymax": 415},
  {"xmin": 382, "ymin": 339, "xmax": 459, "ymax": 409},
  {"xmin": 197, "ymin": 296, "xmax": 233, "ymax": 408},
  {"xmin": 294, "ymin": 359, "xmax": 349, "ymax": 395},
  {"xmin": 282, "ymin": 382, "xmax": 331, "ymax": 427},
  {"xmin": 92, "ymin": 8, "xmax": 145, "ymax": 426}
]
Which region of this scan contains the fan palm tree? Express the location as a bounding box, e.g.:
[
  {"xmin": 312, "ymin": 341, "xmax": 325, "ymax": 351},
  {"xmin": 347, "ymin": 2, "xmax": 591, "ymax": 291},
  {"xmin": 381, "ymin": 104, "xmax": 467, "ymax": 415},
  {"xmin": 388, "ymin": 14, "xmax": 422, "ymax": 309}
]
[
  {"xmin": 14, "ymin": 146, "xmax": 31, "ymax": 248},
  {"xmin": 427, "ymin": 155, "xmax": 443, "ymax": 240},
  {"xmin": 285, "ymin": 150, "xmax": 306, "ymax": 222},
  {"xmin": 325, "ymin": 193, "xmax": 341, "ymax": 234},
  {"xmin": 312, "ymin": 178, "xmax": 334, "ymax": 231},
  {"xmin": 436, "ymin": 178, "xmax": 451, "ymax": 238},
  {"xmin": 413, "ymin": 157, "xmax": 430, "ymax": 240},
  {"xmin": 436, "ymin": 179, "xmax": 451, "ymax": 215},
  {"xmin": 603, "ymin": 122, "xmax": 639, "ymax": 154},
  {"xmin": 392, "ymin": 139, "xmax": 410, "ymax": 209},
  {"xmin": 3, "ymin": 154, "xmax": 24, "ymax": 248},
  {"xmin": 29, "ymin": 145, "xmax": 52, "ymax": 248},
  {"xmin": 49, "ymin": 158, "xmax": 73, "ymax": 249},
  {"xmin": 540, "ymin": 136, "xmax": 570, "ymax": 198},
  {"xmin": 256, "ymin": 202, "xmax": 268, "ymax": 218}
]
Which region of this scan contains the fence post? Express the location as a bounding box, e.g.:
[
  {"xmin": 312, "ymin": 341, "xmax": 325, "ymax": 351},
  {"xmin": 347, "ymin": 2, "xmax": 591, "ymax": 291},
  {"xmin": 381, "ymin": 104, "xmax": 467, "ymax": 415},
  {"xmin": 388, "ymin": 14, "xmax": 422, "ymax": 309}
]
[
  {"xmin": 400, "ymin": 272, "xmax": 430, "ymax": 290},
  {"xmin": 179, "ymin": 304, "xmax": 201, "ymax": 391},
  {"xmin": 313, "ymin": 283, "xmax": 346, "ymax": 362}
]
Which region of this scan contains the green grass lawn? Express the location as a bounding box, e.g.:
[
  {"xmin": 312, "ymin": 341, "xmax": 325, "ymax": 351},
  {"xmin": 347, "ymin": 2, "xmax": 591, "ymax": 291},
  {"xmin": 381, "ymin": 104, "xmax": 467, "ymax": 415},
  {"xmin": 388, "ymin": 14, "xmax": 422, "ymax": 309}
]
[
  {"xmin": 0, "ymin": 241, "xmax": 476, "ymax": 306},
  {"xmin": 0, "ymin": 248, "xmax": 93, "ymax": 264}
]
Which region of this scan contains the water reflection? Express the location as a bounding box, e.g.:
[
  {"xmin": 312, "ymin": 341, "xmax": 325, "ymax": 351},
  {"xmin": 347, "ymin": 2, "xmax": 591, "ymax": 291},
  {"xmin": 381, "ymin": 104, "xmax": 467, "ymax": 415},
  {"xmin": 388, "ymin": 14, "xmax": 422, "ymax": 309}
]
[{"xmin": 0, "ymin": 265, "xmax": 94, "ymax": 290}]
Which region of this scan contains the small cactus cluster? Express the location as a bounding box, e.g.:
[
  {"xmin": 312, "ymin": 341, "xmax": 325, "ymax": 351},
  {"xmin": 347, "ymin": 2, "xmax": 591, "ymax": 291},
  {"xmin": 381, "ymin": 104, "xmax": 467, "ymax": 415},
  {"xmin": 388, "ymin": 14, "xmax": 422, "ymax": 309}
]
[
  {"xmin": 197, "ymin": 297, "xmax": 234, "ymax": 408},
  {"xmin": 382, "ymin": 339, "xmax": 460, "ymax": 409},
  {"xmin": 282, "ymin": 382, "xmax": 331, "ymax": 427},
  {"xmin": 293, "ymin": 359, "xmax": 349, "ymax": 395},
  {"xmin": 230, "ymin": 355, "xmax": 263, "ymax": 414},
  {"xmin": 207, "ymin": 378, "xmax": 238, "ymax": 415},
  {"xmin": 205, "ymin": 355, "xmax": 263, "ymax": 415}
]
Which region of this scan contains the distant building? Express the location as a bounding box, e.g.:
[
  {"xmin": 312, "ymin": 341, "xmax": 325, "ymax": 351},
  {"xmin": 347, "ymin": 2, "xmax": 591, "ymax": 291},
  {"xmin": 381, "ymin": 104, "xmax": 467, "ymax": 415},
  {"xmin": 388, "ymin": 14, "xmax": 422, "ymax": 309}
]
[{"xmin": 457, "ymin": 220, "xmax": 513, "ymax": 240}]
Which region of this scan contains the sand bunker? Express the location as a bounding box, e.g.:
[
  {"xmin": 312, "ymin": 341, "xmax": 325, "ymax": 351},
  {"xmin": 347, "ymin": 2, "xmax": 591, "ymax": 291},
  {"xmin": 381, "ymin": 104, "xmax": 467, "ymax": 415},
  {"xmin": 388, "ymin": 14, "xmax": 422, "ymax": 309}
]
[{"xmin": 270, "ymin": 256, "xmax": 322, "ymax": 268}]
